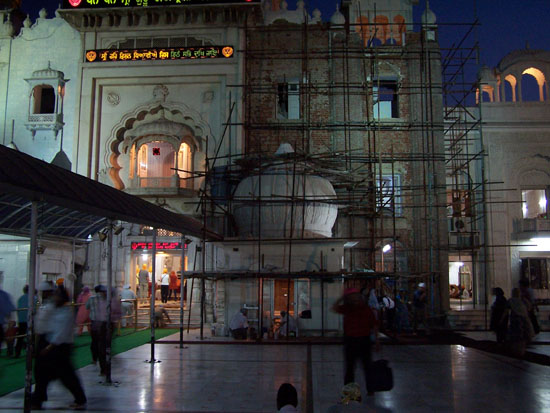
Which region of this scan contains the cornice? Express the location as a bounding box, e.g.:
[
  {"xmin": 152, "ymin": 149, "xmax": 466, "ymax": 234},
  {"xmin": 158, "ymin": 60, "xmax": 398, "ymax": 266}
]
[{"xmin": 58, "ymin": 4, "xmax": 261, "ymax": 31}]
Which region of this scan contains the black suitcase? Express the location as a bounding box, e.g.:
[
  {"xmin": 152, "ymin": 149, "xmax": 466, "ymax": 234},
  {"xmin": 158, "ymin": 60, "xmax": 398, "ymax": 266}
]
[{"xmin": 367, "ymin": 359, "xmax": 394, "ymax": 392}]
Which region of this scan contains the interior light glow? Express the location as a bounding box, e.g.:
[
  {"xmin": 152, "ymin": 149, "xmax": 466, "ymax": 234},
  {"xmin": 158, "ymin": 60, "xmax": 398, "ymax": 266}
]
[
  {"xmin": 529, "ymin": 237, "xmax": 550, "ymax": 250},
  {"xmin": 539, "ymin": 197, "xmax": 547, "ymax": 210}
]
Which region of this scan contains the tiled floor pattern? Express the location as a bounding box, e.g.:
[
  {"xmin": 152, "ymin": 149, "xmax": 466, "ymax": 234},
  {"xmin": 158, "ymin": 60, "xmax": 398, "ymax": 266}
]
[{"xmin": 1, "ymin": 334, "xmax": 550, "ymax": 412}]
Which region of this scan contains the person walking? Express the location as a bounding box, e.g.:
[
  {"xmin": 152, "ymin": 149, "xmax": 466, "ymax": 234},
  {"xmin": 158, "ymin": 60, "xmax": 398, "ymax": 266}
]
[
  {"xmin": 332, "ymin": 288, "xmax": 378, "ymax": 394},
  {"xmin": 490, "ymin": 287, "xmax": 509, "ymax": 344},
  {"xmin": 0, "ymin": 286, "xmax": 15, "ymax": 356},
  {"xmin": 75, "ymin": 286, "xmax": 91, "ymax": 335},
  {"xmin": 14, "ymin": 285, "xmax": 29, "ymax": 358},
  {"xmin": 160, "ymin": 269, "xmax": 170, "ymax": 304},
  {"xmin": 31, "ymin": 286, "xmax": 87, "ymax": 410}
]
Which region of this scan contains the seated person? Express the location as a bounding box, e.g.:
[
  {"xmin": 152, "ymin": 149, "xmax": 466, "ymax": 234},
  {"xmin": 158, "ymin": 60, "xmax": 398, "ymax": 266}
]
[
  {"xmin": 229, "ymin": 308, "xmax": 248, "ymax": 339},
  {"xmin": 277, "ymin": 310, "xmax": 297, "ymax": 338},
  {"xmin": 154, "ymin": 306, "xmax": 171, "ymax": 328}
]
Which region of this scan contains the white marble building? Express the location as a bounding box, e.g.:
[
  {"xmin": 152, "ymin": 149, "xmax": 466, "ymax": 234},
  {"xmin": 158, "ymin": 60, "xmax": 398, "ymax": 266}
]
[{"xmin": 479, "ymin": 49, "xmax": 550, "ymax": 301}]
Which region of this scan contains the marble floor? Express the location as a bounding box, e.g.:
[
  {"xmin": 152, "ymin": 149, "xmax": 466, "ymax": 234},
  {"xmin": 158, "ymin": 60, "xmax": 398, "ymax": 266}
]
[{"xmin": 1, "ymin": 335, "xmax": 550, "ymax": 412}]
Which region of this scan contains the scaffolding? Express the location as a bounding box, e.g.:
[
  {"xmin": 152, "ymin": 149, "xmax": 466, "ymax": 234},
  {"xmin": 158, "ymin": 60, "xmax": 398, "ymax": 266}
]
[{"xmin": 172, "ymin": 3, "xmax": 489, "ymax": 338}]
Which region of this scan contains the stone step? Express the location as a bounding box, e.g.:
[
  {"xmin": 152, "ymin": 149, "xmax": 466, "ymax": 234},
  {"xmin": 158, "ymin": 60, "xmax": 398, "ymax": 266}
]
[
  {"xmin": 134, "ymin": 307, "xmax": 203, "ymax": 328},
  {"xmin": 447, "ymin": 310, "xmax": 550, "ymax": 331},
  {"xmin": 447, "ymin": 310, "xmax": 488, "ymax": 330}
]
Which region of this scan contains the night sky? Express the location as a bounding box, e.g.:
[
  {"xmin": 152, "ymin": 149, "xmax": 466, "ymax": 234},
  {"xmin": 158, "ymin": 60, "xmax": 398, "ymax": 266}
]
[{"xmin": 20, "ymin": 0, "xmax": 550, "ymax": 68}]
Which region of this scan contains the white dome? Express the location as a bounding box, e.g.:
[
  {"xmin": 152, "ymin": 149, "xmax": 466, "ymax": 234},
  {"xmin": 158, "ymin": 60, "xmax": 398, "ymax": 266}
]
[
  {"xmin": 31, "ymin": 63, "xmax": 64, "ymax": 80},
  {"xmin": 330, "ymin": 4, "xmax": 345, "ymax": 26},
  {"xmin": 421, "ymin": 4, "xmax": 436, "ymax": 26},
  {"xmin": 233, "ymin": 169, "xmax": 338, "ymax": 239}
]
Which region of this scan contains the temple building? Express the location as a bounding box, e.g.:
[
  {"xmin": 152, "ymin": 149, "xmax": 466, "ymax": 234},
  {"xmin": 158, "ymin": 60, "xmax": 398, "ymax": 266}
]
[{"xmin": 0, "ymin": 0, "xmax": 512, "ymax": 334}]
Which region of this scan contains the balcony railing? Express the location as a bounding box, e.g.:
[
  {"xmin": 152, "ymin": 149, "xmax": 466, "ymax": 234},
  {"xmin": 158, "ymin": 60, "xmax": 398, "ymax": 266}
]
[
  {"xmin": 25, "ymin": 113, "xmax": 64, "ymax": 136},
  {"xmin": 126, "ymin": 174, "xmax": 194, "ymax": 194},
  {"xmin": 517, "ymin": 218, "xmax": 550, "ymax": 234}
]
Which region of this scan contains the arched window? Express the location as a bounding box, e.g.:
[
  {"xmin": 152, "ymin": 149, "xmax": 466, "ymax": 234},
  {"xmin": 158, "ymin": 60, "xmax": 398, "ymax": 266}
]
[
  {"xmin": 522, "ymin": 67, "xmax": 546, "ymax": 102},
  {"xmin": 177, "ymin": 142, "xmax": 193, "ymax": 185},
  {"xmin": 32, "ymin": 85, "xmax": 55, "ymax": 114},
  {"xmin": 476, "ymin": 85, "xmax": 494, "ymax": 104},
  {"xmin": 129, "ymin": 139, "xmax": 194, "ymax": 189},
  {"xmin": 373, "ymin": 15, "xmax": 389, "ymax": 44},
  {"xmin": 355, "ymin": 16, "xmax": 370, "ymax": 47},
  {"xmin": 136, "ymin": 141, "xmax": 175, "ymax": 188},
  {"xmin": 392, "ymin": 15, "xmax": 406, "ymax": 45},
  {"xmin": 504, "ymin": 74, "xmax": 517, "ymax": 102}
]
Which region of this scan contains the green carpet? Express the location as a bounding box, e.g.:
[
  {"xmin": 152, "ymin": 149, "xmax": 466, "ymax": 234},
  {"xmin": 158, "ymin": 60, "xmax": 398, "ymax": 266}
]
[{"xmin": 0, "ymin": 328, "xmax": 178, "ymax": 397}]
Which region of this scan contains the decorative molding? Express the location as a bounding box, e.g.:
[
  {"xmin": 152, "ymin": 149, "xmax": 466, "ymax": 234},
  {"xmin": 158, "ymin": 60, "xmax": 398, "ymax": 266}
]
[{"xmin": 153, "ymin": 85, "xmax": 169, "ymax": 102}]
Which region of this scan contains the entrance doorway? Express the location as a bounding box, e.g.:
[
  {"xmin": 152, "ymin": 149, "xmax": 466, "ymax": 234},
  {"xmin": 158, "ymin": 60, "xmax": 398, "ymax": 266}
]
[
  {"xmin": 274, "ymin": 279, "xmax": 294, "ymax": 317},
  {"xmin": 449, "ymin": 254, "xmax": 474, "ymax": 309}
]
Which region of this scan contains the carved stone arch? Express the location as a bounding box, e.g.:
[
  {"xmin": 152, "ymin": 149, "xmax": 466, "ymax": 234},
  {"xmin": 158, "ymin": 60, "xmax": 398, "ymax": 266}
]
[
  {"xmin": 105, "ymin": 102, "xmax": 214, "ymax": 190},
  {"xmin": 514, "ymin": 156, "xmax": 550, "ymax": 188}
]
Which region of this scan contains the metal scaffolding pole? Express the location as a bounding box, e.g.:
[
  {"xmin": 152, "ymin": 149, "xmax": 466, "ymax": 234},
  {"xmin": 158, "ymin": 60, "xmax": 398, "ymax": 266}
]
[
  {"xmin": 104, "ymin": 221, "xmax": 113, "ymax": 384},
  {"xmin": 147, "ymin": 230, "xmax": 159, "ymax": 363},
  {"xmin": 23, "ymin": 202, "xmax": 38, "ymax": 413}
]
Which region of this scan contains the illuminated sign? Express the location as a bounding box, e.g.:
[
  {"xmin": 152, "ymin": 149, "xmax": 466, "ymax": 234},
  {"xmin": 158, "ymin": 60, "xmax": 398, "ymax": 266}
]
[
  {"xmin": 63, "ymin": 0, "xmax": 258, "ymax": 9},
  {"xmin": 131, "ymin": 242, "xmax": 185, "ymax": 250},
  {"xmin": 85, "ymin": 46, "xmax": 234, "ymax": 62}
]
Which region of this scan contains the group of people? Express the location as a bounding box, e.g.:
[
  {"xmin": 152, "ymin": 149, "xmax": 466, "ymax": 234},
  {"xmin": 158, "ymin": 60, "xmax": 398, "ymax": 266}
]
[
  {"xmin": 228, "ymin": 308, "xmax": 297, "ymax": 340},
  {"xmin": 137, "ymin": 264, "xmax": 183, "ymax": 304},
  {"xmin": 490, "ymin": 278, "xmax": 540, "ymax": 355},
  {"xmin": 75, "ymin": 284, "xmax": 136, "ymax": 333}
]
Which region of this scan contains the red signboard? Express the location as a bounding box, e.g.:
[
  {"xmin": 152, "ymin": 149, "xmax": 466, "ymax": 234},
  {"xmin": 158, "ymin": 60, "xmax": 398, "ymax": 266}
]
[{"xmin": 131, "ymin": 242, "xmax": 184, "ymax": 250}]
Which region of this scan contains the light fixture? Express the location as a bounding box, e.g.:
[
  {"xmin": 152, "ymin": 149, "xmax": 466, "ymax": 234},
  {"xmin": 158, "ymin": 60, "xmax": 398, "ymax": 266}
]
[
  {"xmin": 98, "ymin": 227, "xmax": 109, "ymax": 242},
  {"xmin": 184, "ymin": 238, "xmax": 193, "ymax": 245},
  {"xmin": 343, "ymin": 241, "xmax": 359, "ymax": 248},
  {"xmin": 382, "ymin": 244, "xmax": 392, "ymax": 253},
  {"xmin": 114, "ymin": 225, "xmax": 124, "ymax": 235},
  {"xmin": 456, "ymin": 261, "xmax": 464, "ymax": 267}
]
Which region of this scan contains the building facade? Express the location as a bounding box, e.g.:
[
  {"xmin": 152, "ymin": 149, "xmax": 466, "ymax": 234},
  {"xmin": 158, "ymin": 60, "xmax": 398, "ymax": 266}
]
[
  {"xmin": 0, "ymin": 0, "xmax": 453, "ymax": 335},
  {"xmin": 480, "ymin": 49, "xmax": 550, "ymax": 304}
]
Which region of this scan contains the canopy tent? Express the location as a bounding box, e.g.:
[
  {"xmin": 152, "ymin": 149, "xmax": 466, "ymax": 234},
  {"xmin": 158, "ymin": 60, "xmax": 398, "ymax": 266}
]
[{"xmin": 0, "ymin": 145, "xmax": 220, "ymax": 240}]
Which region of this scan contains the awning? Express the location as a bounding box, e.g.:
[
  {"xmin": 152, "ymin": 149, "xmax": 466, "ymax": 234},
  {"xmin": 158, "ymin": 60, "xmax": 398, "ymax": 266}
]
[{"xmin": 0, "ymin": 145, "xmax": 220, "ymax": 240}]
